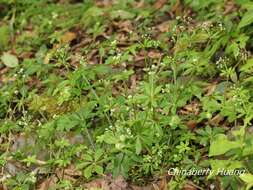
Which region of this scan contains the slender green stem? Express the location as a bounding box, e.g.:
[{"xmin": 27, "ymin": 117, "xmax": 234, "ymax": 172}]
[
  {"xmin": 83, "ymin": 75, "xmax": 113, "ymax": 126},
  {"xmin": 85, "ymin": 127, "xmax": 95, "ymax": 150}
]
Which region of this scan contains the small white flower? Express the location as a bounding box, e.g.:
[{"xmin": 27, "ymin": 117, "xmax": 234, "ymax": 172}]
[
  {"xmin": 111, "ymin": 40, "xmax": 117, "ymax": 46},
  {"xmin": 119, "ymin": 135, "xmax": 126, "ymax": 142},
  {"xmin": 115, "ymin": 143, "xmax": 124, "ymax": 150},
  {"xmin": 18, "ymin": 68, "xmax": 24, "ymax": 74},
  {"xmin": 151, "ymin": 65, "xmax": 157, "ymax": 69},
  {"xmin": 52, "ymin": 12, "xmax": 58, "ymax": 19}
]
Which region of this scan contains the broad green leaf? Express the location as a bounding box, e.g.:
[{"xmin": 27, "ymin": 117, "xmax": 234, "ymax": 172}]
[
  {"xmin": 230, "ymin": 72, "xmax": 238, "ymax": 83},
  {"xmin": 192, "ymin": 32, "xmax": 209, "ymax": 43},
  {"xmin": 238, "ymin": 2, "xmax": 253, "ymax": 10},
  {"xmin": 56, "ymin": 115, "xmax": 78, "ymax": 131},
  {"xmin": 82, "ymin": 7, "xmax": 104, "ymax": 27},
  {"xmin": 238, "ymin": 11, "xmax": 253, "ymax": 29},
  {"xmin": 135, "ymin": 137, "xmax": 142, "ymax": 155},
  {"xmin": 22, "ymin": 155, "xmax": 37, "ymax": 166},
  {"xmin": 225, "ymin": 42, "xmax": 240, "ymax": 58},
  {"xmin": 95, "ymin": 149, "xmax": 103, "ymax": 161},
  {"xmin": 0, "ymin": 25, "xmax": 10, "ymax": 49},
  {"xmin": 112, "ymin": 69, "xmax": 134, "ymax": 82},
  {"xmin": 243, "ymin": 144, "xmax": 253, "ymax": 156},
  {"xmin": 240, "ymin": 59, "xmax": 253, "ymax": 73},
  {"xmin": 210, "ymin": 160, "xmax": 243, "ymax": 171},
  {"xmin": 94, "ymin": 165, "xmax": 103, "ymax": 175},
  {"xmin": 232, "ymin": 126, "xmax": 245, "ymax": 138},
  {"xmin": 84, "ymin": 165, "xmax": 93, "ymax": 179},
  {"xmin": 244, "ymin": 76, "xmax": 253, "ymax": 83},
  {"xmin": 100, "ymin": 132, "xmax": 118, "ymax": 144},
  {"xmin": 110, "ymin": 10, "xmax": 135, "ymax": 19},
  {"xmin": 76, "ymin": 161, "xmax": 90, "ymax": 169},
  {"xmin": 1, "ymin": 52, "xmax": 19, "ymax": 68},
  {"xmin": 240, "ymin": 173, "xmax": 253, "ymax": 190},
  {"xmin": 209, "ymin": 134, "xmax": 241, "ymax": 156},
  {"xmin": 209, "ymin": 159, "xmax": 243, "ymax": 178},
  {"xmin": 83, "ymin": 154, "xmax": 93, "ymax": 162}
]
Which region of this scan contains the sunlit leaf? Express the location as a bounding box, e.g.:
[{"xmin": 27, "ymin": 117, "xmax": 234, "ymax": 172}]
[{"xmin": 1, "ymin": 52, "xmax": 19, "ymax": 68}]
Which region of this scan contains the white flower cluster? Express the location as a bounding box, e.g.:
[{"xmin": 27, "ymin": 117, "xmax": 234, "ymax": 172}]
[
  {"xmin": 17, "ymin": 110, "xmax": 30, "ymax": 127},
  {"xmin": 218, "ymin": 22, "xmax": 225, "ymax": 31},
  {"xmin": 215, "ymin": 56, "xmax": 229, "ymax": 69}
]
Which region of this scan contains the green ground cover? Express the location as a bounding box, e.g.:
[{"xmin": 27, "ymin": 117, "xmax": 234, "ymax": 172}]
[{"xmin": 1, "ymin": 0, "xmax": 253, "ymax": 189}]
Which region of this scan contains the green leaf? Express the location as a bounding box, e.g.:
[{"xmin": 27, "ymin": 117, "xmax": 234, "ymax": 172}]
[
  {"xmin": 82, "ymin": 7, "xmax": 104, "ymax": 27},
  {"xmin": 0, "ymin": 25, "xmax": 10, "ymax": 49},
  {"xmin": 112, "ymin": 69, "xmax": 134, "ymax": 82},
  {"xmin": 100, "ymin": 132, "xmax": 119, "ymax": 144},
  {"xmin": 232, "ymin": 126, "xmax": 246, "ymax": 138},
  {"xmin": 83, "ymin": 154, "xmax": 93, "ymax": 162},
  {"xmin": 225, "ymin": 42, "xmax": 240, "ymax": 58},
  {"xmin": 1, "ymin": 52, "xmax": 19, "ymax": 68},
  {"xmin": 240, "ymin": 173, "xmax": 253, "ymax": 190},
  {"xmin": 209, "ymin": 134, "xmax": 241, "ymax": 156},
  {"xmin": 210, "ymin": 160, "xmax": 243, "ymax": 171},
  {"xmin": 240, "ymin": 58, "xmax": 253, "ymax": 73},
  {"xmin": 244, "ymin": 76, "xmax": 253, "ymax": 83},
  {"xmin": 238, "ymin": 11, "xmax": 253, "ymax": 29},
  {"xmin": 95, "ymin": 149, "xmax": 103, "ymax": 161},
  {"xmin": 110, "ymin": 10, "xmax": 135, "ymax": 19},
  {"xmin": 135, "ymin": 137, "xmax": 142, "ymax": 155},
  {"xmin": 192, "ymin": 32, "xmax": 209, "ymax": 43},
  {"xmin": 56, "ymin": 115, "xmax": 78, "ymax": 131},
  {"xmin": 235, "ymin": 0, "xmax": 253, "ymax": 7},
  {"xmin": 22, "ymin": 155, "xmax": 37, "ymax": 167},
  {"xmin": 94, "ymin": 165, "xmax": 103, "ymax": 175},
  {"xmin": 209, "ymin": 159, "xmax": 243, "ymax": 178},
  {"xmin": 84, "ymin": 165, "xmax": 93, "ymax": 179}
]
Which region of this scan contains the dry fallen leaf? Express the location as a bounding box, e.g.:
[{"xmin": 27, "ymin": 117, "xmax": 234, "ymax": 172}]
[
  {"xmin": 148, "ymin": 51, "xmax": 162, "ymax": 59},
  {"xmin": 19, "ymin": 52, "xmax": 34, "ymax": 59},
  {"xmin": 84, "ymin": 176, "xmax": 128, "ymax": 190},
  {"xmin": 183, "ymin": 181, "xmax": 200, "ymax": 190},
  {"xmin": 179, "ymin": 102, "xmax": 200, "ymax": 116},
  {"xmin": 186, "ymin": 120, "xmax": 197, "ymax": 130},
  {"xmin": 153, "ymin": 0, "xmax": 167, "ymax": 9},
  {"xmin": 0, "ymin": 185, "xmax": 6, "ymax": 190},
  {"xmin": 130, "ymin": 74, "xmax": 137, "ymax": 90},
  {"xmin": 224, "ymin": 1, "xmax": 238, "ymax": 15},
  {"xmin": 204, "ymin": 81, "xmax": 217, "ymax": 96},
  {"xmin": 157, "ymin": 21, "xmax": 173, "ymax": 32},
  {"xmin": 209, "ymin": 114, "xmax": 224, "ymax": 126},
  {"xmin": 171, "ymin": 0, "xmax": 183, "ymax": 16},
  {"xmin": 183, "ymin": 184, "xmax": 197, "ymax": 190},
  {"xmin": 131, "ymin": 185, "xmax": 154, "ymax": 190},
  {"xmin": 112, "ymin": 20, "xmax": 133, "ymax": 33},
  {"xmin": 60, "ymin": 31, "xmax": 76, "ymax": 44},
  {"xmin": 38, "ymin": 176, "xmax": 57, "ymax": 190},
  {"xmin": 0, "ymin": 67, "xmax": 9, "ymax": 84},
  {"xmin": 63, "ymin": 164, "xmax": 82, "ymax": 176}
]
